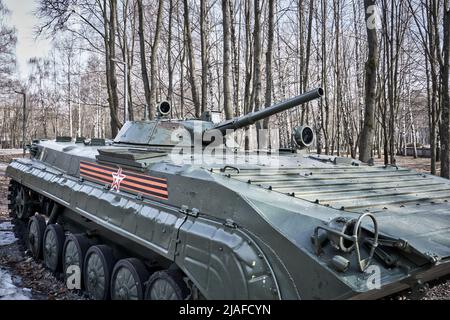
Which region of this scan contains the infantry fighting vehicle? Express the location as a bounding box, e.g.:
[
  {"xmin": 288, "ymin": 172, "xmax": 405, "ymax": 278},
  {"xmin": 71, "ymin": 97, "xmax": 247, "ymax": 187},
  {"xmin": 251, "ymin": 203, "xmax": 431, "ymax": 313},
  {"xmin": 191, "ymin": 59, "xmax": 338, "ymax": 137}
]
[{"xmin": 6, "ymin": 87, "xmax": 450, "ymax": 300}]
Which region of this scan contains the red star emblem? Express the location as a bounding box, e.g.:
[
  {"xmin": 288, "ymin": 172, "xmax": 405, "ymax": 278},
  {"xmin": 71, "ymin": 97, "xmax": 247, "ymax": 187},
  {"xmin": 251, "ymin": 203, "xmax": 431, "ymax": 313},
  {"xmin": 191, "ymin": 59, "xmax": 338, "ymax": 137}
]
[{"xmin": 111, "ymin": 167, "xmax": 126, "ymax": 191}]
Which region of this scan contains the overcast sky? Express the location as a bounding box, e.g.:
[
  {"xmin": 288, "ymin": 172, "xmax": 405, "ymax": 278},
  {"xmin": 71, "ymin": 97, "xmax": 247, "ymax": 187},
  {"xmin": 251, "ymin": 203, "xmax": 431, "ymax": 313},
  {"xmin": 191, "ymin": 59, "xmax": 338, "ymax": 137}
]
[{"xmin": 4, "ymin": 0, "xmax": 51, "ymax": 80}]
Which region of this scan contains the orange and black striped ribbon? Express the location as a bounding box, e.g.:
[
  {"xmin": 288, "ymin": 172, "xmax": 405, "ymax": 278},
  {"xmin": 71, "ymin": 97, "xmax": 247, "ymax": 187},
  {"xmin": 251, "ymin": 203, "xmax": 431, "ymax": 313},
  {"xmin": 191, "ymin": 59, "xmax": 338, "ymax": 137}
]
[{"xmin": 79, "ymin": 161, "xmax": 168, "ymax": 200}]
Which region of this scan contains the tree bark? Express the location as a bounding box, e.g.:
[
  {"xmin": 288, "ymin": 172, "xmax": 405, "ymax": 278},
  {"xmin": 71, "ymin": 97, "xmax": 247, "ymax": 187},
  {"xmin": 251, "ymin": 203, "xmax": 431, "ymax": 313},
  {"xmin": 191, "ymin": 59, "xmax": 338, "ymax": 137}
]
[
  {"xmin": 223, "ymin": 0, "xmax": 233, "ymax": 120},
  {"xmin": 230, "ymin": 0, "xmax": 241, "ymax": 116},
  {"xmin": 200, "ymin": 0, "xmax": 208, "ymax": 115},
  {"xmin": 167, "ymin": 0, "xmax": 174, "ymax": 108},
  {"xmin": 359, "ymin": 0, "xmax": 379, "ymax": 163},
  {"xmin": 263, "ymin": 0, "xmax": 275, "ymax": 129},
  {"xmin": 333, "ymin": 0, "xmax": 341, "ymax": 156},
  {"xmin": 252, "ymin": 0, "xmax": 262, "ymax": 117},
  {"xmin": 117, "ymin": 0, "xmax": 134, "ymax": 121},
  {"xmin": 243, "ymin": 0, "xmax": 253, "ymax": 115},
  {"xmin": 243, "ymin": 0, "xmax": 252, "ymax": 150},
  {"xmin": 67, "ymin": 53, "xmax": 72, "ymax": 137},
  {"xmin": 300, "ymin": 0, "xmax": 314, "ymax": 124},
  {"xmin": 429, "ymin": 0, "xmax": 439, "ymax": 175},
  {"xmin": 150, "ymin": 0, "xmax": 164, "ymax": 115},
  {"xmin": 441, "ymin": 1, "xmax": 450, "ymax": 178},
  {"xmin": 137, "ymin": 0, "xmax": 152, "ymax": 118},
  {"xmin": 183, "ymin": 0, "xmax": 201, "ymax": 117},
  {"xmin": 321, "ymin": 0, "xmax": 330, "ymax": 154},
  {"xmin": 103, "ymin": 0, "xmax": 121, "ymax": 137}
]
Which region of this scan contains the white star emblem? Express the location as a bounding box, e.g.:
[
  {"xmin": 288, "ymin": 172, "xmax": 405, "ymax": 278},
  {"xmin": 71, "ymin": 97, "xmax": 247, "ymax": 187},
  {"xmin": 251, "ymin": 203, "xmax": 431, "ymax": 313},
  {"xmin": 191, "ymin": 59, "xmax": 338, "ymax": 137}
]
[{"xmin": 111, "ymin": 167, "xmax": 126, "ymax": 191}]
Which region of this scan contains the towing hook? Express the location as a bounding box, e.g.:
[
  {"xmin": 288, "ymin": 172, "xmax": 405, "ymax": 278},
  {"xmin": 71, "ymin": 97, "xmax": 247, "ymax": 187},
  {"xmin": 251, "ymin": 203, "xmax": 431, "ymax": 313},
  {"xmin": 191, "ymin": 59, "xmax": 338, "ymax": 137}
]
[{"xmin": 313, "ymin": 213, "xmax": 379, "ymax": 272}]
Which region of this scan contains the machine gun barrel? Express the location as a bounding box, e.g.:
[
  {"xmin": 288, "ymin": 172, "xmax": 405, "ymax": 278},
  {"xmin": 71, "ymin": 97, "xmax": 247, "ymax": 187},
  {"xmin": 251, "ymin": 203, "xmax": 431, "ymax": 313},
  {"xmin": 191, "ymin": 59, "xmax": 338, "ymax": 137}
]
[{"xmin": 210, "ymin": 87, "xmax": 324, "ymax": 135}]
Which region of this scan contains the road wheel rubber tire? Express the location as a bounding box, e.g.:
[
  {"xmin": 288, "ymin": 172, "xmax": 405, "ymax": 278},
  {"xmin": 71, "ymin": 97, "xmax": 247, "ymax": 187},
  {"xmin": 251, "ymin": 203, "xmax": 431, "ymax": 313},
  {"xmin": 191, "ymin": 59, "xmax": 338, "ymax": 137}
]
[
  {"xmin": 63, "ymin": 233, "xmax": 90, "ymax": 290},
  {"xmin": 14, "ymin": 186, "xmax": 33, "ymax": 221},
  {"xmin": 43, "ymin": 224, "xmax": 65, "ymax": 272},
  {"xmin": 84, "ymin": 245, "xmax": 115, "ymax": 300},
  {"xmin": 111, "ymin": 258, "xmax": 149, "ymax": 300},
  {"xmin": 144, "ymin": 270, "xmax": 189, "ymax": 300},
  {"xmin": 27, "ymin": 215, "xmax": 46, "ymax": 259}
]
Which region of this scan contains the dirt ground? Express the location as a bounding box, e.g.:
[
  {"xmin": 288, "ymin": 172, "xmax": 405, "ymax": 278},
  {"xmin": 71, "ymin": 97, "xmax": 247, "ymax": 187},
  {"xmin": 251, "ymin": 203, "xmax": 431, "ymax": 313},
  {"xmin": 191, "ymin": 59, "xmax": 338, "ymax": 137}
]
[
  {"xmin": 0, "ymin": 150, "xmax": 449, "ymax": 300},
  {"xmin": 374, "ymin": 155, "xmax": 442, "ymax": 176}
]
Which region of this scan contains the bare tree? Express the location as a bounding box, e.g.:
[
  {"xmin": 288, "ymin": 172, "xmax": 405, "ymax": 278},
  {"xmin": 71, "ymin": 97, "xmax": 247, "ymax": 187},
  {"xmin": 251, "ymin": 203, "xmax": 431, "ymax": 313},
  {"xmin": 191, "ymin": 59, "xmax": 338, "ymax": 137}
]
[
  {"xmin": 263, "ymin": 0, "xmax": 275, "ymax": 129},
  {"xmin": 441, "ymin": 0, "xmax": 450, "ymax": 177},
  {"xmin": 167, "ymin": 0, "xmax": 174, "ymax": 106},
  {"xmin": 230, "ymin": 0, "xmax": 241, "ymax": 116},
  {"xmin": 137, "ymin": 0, "xmax": 151, "ymax": 118},
  {"xmin": 117, "ymin": 0, "xmax": 136, "ymax": 121},
  {"xmin": 243, "ymin": 0, "xmax": 253, "ymax": 115},
  {"xmin": 359, "ymin": 0, "xmax": 379, "ymax": 162},
  {"xmin": 200, "ymin": 0, "xmax": 209, "ymax": 114},
  {"xmin": 150, "ymin": 0, "xmax": 165, "ymax": 113},
  {"xmin": 223, "ymin": 0, "xmax": 233, "ymax": 119},
  {"xmin": 28, "ymin": 57, "xmax": 51, "ymax": 138},
  {"xmin": 243, "ymin": 0, "xmax": 253, "ymax": 150},
  {"xmin": 183, "ymin": 0, "xmax": 201, "ymax": 117},
  {"xmin": 36, "ymin": 0, "xmax": 123, "ymax": 135},
  {"xmin": 300, "ymin": 0, "xmax": 314, "ymax": 124},
  {"xmin": 320, "ymin": 0, "xmax": 330, "ymax": 154},
  {"xmin": 252, "ymin": 0, "xmax": 262, "ymax": 119},
  {"xmin": 56, "ymin": 37, "xmax": 76, "ymax": 137},
  {"xmin": 0, "ymin": 1, "xmax": 17, "ymax": 89},
  {"xmin": 105, "ymin": 0, "xmax": 121, "ymax": 136}
]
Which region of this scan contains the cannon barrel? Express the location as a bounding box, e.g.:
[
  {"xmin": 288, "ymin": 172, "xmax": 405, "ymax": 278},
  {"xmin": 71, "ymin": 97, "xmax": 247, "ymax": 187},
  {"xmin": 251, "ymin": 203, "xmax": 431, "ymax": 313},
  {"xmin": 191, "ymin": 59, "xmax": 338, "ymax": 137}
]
[{"xmin": 209, "ymin": 87, "xmax": 324, "ymax": 135}]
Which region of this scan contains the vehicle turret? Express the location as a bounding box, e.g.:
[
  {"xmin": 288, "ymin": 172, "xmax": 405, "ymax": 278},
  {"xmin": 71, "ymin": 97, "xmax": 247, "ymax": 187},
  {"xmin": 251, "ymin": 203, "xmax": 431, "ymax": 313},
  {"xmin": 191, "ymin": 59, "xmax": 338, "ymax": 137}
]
[{"xmin": 113, "ymin": 87, "xmax": 324, "ymax": 148}]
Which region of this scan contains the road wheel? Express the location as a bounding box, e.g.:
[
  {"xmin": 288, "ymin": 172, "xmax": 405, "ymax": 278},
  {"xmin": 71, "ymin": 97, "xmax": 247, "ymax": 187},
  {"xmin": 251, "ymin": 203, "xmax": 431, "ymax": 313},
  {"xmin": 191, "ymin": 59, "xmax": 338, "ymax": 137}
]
[
  {"xmin": 43, "ymin": 224, "xmax": 65, "ymax": 272},
  {"xmin": 144, "ymin": 270, "xmax": 189, "ymax": 300},
  {"xmin": 84, "ymin": 245, "xmax": 115, "ymax": 300},
  {"xmin": 110, "ymin": 258, "xmax": 149, "ymax": 300},
  {"xmin": 13, "ymin": 185, "xmax": 33, "ymax": 221},
  {"xmin": 27, "ymin": 215, "xmax": 46, "ymax": 259},
  {"xmin": 63, "ymin": 234, "xmax": 90, "ymax": 290}
]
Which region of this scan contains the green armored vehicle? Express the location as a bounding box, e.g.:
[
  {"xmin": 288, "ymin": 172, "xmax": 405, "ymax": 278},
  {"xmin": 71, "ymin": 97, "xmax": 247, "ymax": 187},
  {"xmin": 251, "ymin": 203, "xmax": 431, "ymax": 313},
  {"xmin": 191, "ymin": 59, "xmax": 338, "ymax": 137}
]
[{"xmin": 6, "ymin": 87, "xmax": 450, "ymax": 300}]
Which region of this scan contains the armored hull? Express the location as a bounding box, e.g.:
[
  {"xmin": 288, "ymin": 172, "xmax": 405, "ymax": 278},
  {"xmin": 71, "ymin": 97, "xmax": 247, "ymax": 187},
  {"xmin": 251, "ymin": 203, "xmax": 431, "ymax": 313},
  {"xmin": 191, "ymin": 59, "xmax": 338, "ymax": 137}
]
[{"xmin": 6, "ymin": 137, "xmax": 450, "ymax": 300}]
